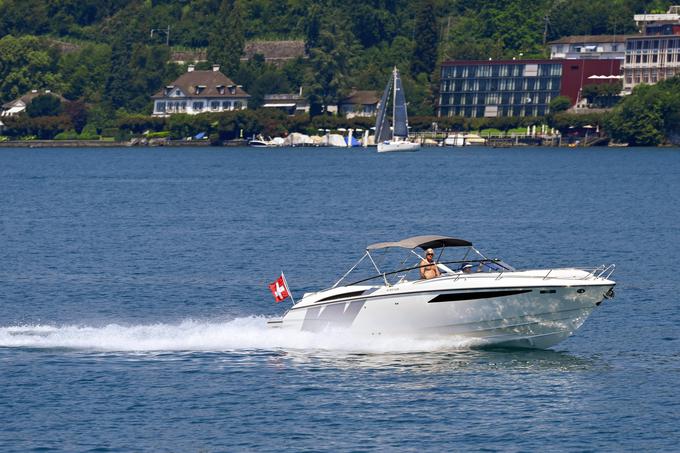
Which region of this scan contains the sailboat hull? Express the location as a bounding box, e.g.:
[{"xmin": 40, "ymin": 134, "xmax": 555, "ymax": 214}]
[{"xmin": 377, "ymin": 141, "xmax": 421, "ymax": 153}]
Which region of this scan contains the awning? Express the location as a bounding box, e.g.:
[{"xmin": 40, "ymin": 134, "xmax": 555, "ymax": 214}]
[{"xmin": 366, "ymin": 235, "xmax": 472, "ymax": 251}]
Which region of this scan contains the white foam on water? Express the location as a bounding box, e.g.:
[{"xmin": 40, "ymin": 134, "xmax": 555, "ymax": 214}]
[{"xmin": 0, "ymin": 316, "xmax": 479, "ymax": 353}]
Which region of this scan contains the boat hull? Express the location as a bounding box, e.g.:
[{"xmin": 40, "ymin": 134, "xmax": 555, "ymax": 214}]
[
  {"xmin": 377, "ymin": 141, "xmax": 421, "ymax": 153},
  {"xmin": 272, "ymin": 273, "xmax": 615, "ymax": 349}
]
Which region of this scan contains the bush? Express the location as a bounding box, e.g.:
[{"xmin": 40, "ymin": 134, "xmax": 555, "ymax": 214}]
[
  {"xmin": 26, "ymin": 94, "xmax": 63, "ymax": 118},
  {"xmin": 54, "ymin": 130, "xmax": 80, "ymax": 140},
  {"xmin": 2, "ymin": 114, "xmax": 72, "ymax": 139},
  {"xmin": 147, "ymin": 131, "xmax": 170, "ymax": 139},
  {"xmin": 549, "ymin": 96, "xmax": 572, "ymax": 113}
]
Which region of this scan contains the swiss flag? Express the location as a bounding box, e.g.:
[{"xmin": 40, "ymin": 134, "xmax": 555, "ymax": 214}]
[{"xmin": 268, "ymin": 274, "xmax": 290, "ymax": 303}]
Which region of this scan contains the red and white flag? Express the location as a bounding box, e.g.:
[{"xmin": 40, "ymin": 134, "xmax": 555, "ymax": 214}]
[{"xmin": 268, "ymin": 273, "xmax": 290, "ymax": 303}]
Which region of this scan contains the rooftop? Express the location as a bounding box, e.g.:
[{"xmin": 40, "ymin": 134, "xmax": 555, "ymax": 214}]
[
  {"xmin": 2, "ymin": 90, "xmax": 66, "ymax": 109},
  {"xmin": 548, "ymin": 35, "xmax": 632, "ymax": 45},
  {"xmin": 340, "ymin": 90, "xmax": 380, "ymax": 105},
  {"xmin": 152, "ymin": 68, "xmax": 249, "ymax": 99}
]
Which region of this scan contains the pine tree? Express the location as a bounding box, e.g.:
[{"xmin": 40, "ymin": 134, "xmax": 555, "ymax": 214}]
[
  {"xmin": 207, "ymin": 0, "xmax": 245, "ymax": 77},
  {"xmin": 411, "ymin": 0, "xmax": 439, "ymax": 80},
  {"xmin": 104, "ymin": 33, "xmax": 133, "ymax": 110}
]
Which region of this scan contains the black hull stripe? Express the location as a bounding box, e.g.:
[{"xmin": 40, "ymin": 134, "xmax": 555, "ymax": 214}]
[
  {"xmin": 428, "ymin": 289, "xmax": 533, "ymax": 303},
  {"xmin": 317, "ymin": 290, "xmax": 367, "ymax": 303}
]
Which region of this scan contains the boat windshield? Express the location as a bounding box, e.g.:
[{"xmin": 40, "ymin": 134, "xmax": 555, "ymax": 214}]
[{"xmin": 332, "ymin": 245, "xmax": 515, "ymax": 288}]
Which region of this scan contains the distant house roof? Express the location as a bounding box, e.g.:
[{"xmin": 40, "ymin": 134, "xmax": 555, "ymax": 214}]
[
  {"xmin": 263, "ymin": 93, "xmax": 306, "ymax": 103},
  {"xmin": 548, "ymin": 35, "xmax": 633, "ymax": 45},
  {"xmin": 170, "ymin": 49, "xmax": 208, "ymax": 64},
  {"xmin": 340, "ymin": 90, "xmax": 380, "ymax": 106},
  {"xmin": 2, "ymin": 90, "xmax": 67, "ymax": 110},
  {"xmin": 241, "ymin": 40, "xmax": 307, "ymax": 64},
  {"xmin": 152, "ymin": 69, "xmax": 250, "ymax": 99}
]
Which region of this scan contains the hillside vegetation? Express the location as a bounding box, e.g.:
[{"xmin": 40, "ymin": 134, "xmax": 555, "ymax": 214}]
[{"xmin": 0, "ymin": 0, "xmax": 676, "ymax": 143}]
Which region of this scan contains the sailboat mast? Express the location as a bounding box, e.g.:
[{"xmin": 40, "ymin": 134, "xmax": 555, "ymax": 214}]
[{"xmin": 392, "ymin": 67, "xmax": 397, "ymax": 140}]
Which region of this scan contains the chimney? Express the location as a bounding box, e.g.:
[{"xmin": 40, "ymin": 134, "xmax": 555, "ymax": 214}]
[
  {"xmin": 188, "ymin": 64, "xmax": 195, "ymax": 72},
  {"xmin": 212, "ymin": 64, "xmax": 220, "ymax": 72}
]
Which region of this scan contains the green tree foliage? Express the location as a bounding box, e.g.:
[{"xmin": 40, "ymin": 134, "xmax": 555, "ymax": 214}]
[
  {"xmin": 549, "ymin": 96, "xmax": 572, "ymax": 113},
  {"xmin": 411, "ymin": 0, "xmax": 438, "ymax": 79},
  {"xmin": 581, "ymin": 82, "xmax": 622, "ymax": 108},
  {"xmin": 0, "ymin": 35, "xmax": 61, "ymax": 102},
  {"xmin": 307, "ymin": 27, "xmax": 358, "ymax": 116},
  {"xmin": 606, "ymin": 77, "xmax": 680, "ymax": 146},
  {"xmin": 207, "ymin": 0, "xmax": 245, "ymax": 76},
  {"xmin": 26, "ymin": 94, "xmax": 62, "ymax": 117},
  {"xmin": 59, "ymin": 43, "xmax": 112, "ymax": 103},
  {"xmin": 2, "ymin": 114, "xmax": 72, "ymax": 139},
  {"xmin": 304, "ymin": 3, "xmax": 321, "ymax": 52}
]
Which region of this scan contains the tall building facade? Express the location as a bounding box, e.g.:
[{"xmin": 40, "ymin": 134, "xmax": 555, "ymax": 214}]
[
  {"xmin": 623, "ymin": 6, "xmax": 680, "ymax": 94},
  {"xmin": 438, "ymin": 59, "xmax": 621, "ymax": 118}
]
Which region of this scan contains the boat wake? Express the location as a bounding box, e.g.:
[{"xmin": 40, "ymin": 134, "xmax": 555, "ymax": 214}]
[{"xmin": 0, "ymin": 316, "xmax": 480, "ymax": 353}]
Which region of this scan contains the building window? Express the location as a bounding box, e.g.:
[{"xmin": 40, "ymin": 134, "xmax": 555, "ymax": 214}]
[
  {"xmin": 524, "ymin": 64, "xmax": 538, "ymax": 77},
  {"xmin": 155, "ymin": 101, "xmax": 166, "ymax": 112},
  {"xmin": 192, "ymin": 101, "xmax": 204, "ymax": 111},
  {"xmin": 211, "ymin": 101, "xmax": 220, "ymax": 110},
  {"xmin": 222, "ymin": 101, "xmax": 232, "ymax": 110},
  {"xmin": 234, "ymin": 101, "xmax": 242, "ymax": 109},
  {"xmin": 484, "ymin": 105, "xmax": 498, "ymax": 117}
]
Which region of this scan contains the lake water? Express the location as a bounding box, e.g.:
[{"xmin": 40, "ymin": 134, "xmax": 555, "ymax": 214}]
[{"xmin": 1, "ymin": 146, "xmax": 679, "ymax": 452}]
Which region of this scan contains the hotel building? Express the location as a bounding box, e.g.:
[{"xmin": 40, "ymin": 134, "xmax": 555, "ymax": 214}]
[
  {"xmin": 623, "ymin": 6, "xmax": 680, "ymax": 93},
  {"xmin": 438, "ymin": 59, "xmax": 621, "ymax": 118}
]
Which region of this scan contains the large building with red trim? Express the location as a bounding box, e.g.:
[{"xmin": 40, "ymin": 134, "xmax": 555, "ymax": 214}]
[{"xmin": 438, "ymin": 59, "xmax": 621, "ymax": 118}]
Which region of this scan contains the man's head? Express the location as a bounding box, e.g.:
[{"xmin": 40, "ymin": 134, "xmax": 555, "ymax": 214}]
[
  {"xmin": 425, "ymin": 248, "xmax": 435, "ymax": 262},
  {"xmin": 462, "ymin": 263, "xmax": 473, "ymax": 273}
]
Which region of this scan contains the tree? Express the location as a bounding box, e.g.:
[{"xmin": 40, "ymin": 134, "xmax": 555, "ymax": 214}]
[
  {"xmin": 606, "ymin": 77, "xmax": 680, "ymax": 146},
  {"xmin": 104, "ymin": 31, "xmax": 134, "ymax": 110},
  {"xmin": 304, "ymin": 3, "xmax": 321, "ymax": 52},
  {"xmin": 549, "ymin": 96, "xmax": 572, "ymax": 113},
  {"xmin": 207, "ymin": 0, "xmax": 245, "ymax": 77},
  {"xmin": 306, "ymin": 27, "xmax": 358, "ymax": 116},
  {"xmin": 0, "ymin": 35, "xmax": 61, "ymax": 103},
  {"xmin": 26, "ymin": 94, "xmax": 63, "ymax": 117},
  {"xmin": 411, "ymin": 0, "xmax": 438, "ymax": 79}
]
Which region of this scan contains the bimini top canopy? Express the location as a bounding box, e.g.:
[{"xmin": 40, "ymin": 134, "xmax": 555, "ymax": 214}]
[{"xmin": 366, "ymin": 235, "xmax": 472, "ymax": 251}]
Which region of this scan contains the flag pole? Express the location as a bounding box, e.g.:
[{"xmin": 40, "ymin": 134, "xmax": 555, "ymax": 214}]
[{"xmin": 281, "ymin": 271, "xmax": 295, "ymax": 305}]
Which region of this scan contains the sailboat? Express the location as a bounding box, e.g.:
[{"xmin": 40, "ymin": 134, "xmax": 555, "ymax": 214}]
[{"xmin": 374, "ymin": 67, "xmax": 421, "ymax": 153}]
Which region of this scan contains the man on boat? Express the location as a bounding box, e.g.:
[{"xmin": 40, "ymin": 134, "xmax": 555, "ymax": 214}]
[{"xmin": 419, "ymin": 248, "xmax": 441, "ymax": 280}]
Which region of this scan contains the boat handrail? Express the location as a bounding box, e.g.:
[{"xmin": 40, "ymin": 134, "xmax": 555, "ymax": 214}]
[{"xmin": 344, "ymin": 263, "xmax": 614, "ymax": 287}]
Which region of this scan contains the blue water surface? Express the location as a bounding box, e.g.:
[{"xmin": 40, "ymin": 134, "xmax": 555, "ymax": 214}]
[{"xmin": 1, "ymin": 146, "xmax": 679, "ymax": 452}]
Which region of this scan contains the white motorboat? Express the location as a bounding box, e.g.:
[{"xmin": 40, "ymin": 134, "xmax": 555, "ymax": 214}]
[
  {"xmin": 268, "ymin": 235, "xmax": 615, "ymax": 349},
  {"xmin": 248, "ymin": 135, "xmax": 284, "ymax": 147},
  {"xmin": 375, "ymin": 67, "xmax": 421, "ymax": 153}
]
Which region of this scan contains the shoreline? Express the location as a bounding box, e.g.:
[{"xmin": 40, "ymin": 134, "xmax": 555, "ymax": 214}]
[{"xmin": 0, "ymin": 139, "xmax": 677, "ymax": 149}]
